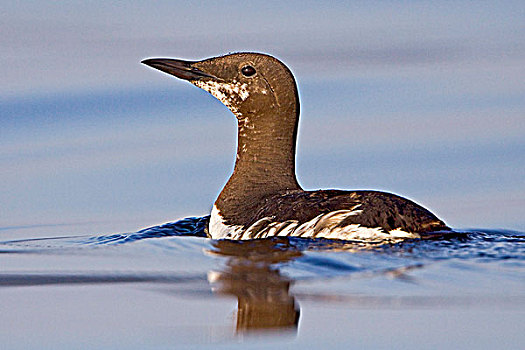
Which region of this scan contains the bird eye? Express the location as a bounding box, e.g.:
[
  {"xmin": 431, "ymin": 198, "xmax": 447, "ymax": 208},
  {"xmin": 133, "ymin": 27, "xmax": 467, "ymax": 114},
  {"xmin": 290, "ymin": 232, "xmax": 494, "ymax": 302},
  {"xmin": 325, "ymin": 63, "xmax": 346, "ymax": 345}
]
[{"xmin": 241, "ymin": 65, "xmax": 256, "ymax": 77}]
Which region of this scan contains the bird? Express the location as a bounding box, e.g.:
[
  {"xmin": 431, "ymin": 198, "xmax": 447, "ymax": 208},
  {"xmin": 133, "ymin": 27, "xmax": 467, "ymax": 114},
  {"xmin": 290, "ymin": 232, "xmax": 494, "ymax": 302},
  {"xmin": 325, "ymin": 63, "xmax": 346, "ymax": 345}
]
[{"xmin": 142, "ymin": 52, "xmax": 450, "ymax": 241}]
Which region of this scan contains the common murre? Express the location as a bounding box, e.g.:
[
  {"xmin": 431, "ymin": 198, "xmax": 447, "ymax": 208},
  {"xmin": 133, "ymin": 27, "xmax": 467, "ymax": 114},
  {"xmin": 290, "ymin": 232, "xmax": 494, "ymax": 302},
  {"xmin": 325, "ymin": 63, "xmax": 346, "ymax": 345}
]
[{"xmin": 142, "ymin": 52, "xmax": 450, "ymax": 241}]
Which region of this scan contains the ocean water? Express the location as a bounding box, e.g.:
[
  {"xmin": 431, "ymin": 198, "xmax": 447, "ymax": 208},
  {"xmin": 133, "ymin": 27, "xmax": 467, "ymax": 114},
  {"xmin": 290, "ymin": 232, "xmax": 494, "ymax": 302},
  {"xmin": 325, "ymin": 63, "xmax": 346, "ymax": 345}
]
[
  {"xmin": 1, "ymin": 219, "xmax": 524, "ymax": 349},
  {"xmin": 2, "ymin": 1, "xmax": 525, "ymax": 349}
]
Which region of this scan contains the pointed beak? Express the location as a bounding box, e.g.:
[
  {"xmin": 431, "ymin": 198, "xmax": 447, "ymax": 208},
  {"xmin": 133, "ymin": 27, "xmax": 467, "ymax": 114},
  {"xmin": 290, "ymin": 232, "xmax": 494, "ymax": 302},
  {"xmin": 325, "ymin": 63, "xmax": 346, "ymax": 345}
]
[{"xmin": 141, "ymin": 58, "xmax": 216, "ymax": 81}]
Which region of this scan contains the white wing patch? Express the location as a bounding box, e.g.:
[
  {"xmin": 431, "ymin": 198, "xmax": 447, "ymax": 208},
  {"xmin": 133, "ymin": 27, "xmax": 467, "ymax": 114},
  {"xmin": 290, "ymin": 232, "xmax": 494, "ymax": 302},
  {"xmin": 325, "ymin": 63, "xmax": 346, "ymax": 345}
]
[
  {"xmin": 209, "ymin": 205, "xmax": 420, "ymax": 242},
  {"xmin": 210, "ymin": 205, "xmax": 242, "ymax": 239},
  {"xmin": 192, "ymin": 80, "xmax": 249, "ymax": 116}
]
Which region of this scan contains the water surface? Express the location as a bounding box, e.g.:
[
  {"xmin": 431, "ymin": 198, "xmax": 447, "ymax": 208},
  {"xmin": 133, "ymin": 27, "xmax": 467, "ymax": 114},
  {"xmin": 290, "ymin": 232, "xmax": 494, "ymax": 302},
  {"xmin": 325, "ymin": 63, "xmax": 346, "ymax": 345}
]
[
  {"xmin": 1, "ymin": 219, "xmax": 523, "ymax": 349},
  {"xmin": 2, "ymin": 1, "xmax": 524, "ymax": 349}
]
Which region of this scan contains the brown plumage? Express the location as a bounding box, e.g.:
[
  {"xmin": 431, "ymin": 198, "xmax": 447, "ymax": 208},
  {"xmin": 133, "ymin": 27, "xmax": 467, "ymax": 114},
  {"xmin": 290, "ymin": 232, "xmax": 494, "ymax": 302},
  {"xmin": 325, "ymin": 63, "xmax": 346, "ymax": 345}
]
[{"xmin": 142, "ymin": 52, "xmax": 449, "ymax": 241}]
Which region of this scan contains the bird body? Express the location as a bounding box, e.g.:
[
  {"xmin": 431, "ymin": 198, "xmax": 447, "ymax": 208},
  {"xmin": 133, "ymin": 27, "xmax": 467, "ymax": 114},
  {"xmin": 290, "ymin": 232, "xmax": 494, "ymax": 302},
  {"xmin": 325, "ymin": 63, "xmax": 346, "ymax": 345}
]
[{"xmin": 142, "ymin": 52, "xmax": 449, "ymax": 241}]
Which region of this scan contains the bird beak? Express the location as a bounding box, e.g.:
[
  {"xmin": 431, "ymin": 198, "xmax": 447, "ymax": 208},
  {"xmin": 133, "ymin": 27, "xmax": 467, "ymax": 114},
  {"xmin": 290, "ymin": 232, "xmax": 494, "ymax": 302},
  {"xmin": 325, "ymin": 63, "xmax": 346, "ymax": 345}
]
[{"xmin": 141, "ymin": 58, "xmax": 216, "ymax": 80}]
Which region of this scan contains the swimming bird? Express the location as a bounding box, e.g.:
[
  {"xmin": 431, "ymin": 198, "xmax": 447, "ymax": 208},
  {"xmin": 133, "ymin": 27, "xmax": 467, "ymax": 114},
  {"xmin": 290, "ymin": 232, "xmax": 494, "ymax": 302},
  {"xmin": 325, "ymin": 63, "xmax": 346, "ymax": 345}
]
[{"xmin": 142, "ymin": 52, "xmax": 449, "ymax": 241}]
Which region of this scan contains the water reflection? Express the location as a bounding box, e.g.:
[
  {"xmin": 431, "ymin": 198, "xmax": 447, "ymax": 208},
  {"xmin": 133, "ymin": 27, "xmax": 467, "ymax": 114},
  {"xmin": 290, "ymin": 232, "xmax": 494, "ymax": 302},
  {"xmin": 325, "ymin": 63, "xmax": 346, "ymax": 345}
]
[
  {"xmin": 207, "ymin": 239, "xmax": 302, "ymax": 334},
  {"xmin": 204, "ymin": 238, "xmax": 428, "ymax": 335},
  {"xmin": 1, "ymin": 226, "xmax": 522, "ymax": 342}
]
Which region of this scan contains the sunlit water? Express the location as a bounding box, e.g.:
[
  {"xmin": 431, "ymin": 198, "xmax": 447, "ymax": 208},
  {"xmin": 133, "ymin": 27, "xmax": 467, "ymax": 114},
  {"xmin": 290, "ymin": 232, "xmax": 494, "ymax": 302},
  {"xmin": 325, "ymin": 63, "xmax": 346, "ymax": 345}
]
[{"xmin": 1, "ymin": 218, "xmax": 523, "ymax": 349}]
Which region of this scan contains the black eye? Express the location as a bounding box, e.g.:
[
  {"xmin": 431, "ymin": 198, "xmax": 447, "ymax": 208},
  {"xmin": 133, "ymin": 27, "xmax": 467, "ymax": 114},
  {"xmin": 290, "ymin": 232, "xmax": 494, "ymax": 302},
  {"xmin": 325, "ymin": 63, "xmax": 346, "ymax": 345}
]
[{"xmin": 241, "ymin": 65, "xmax": 256, "ymax": 77}]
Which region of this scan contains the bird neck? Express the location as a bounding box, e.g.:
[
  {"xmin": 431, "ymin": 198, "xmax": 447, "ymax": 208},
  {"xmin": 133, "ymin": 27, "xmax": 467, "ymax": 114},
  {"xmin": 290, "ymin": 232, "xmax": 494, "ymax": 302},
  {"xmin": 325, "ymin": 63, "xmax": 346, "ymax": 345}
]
[{"xmin": 216, "ymin": 107, "xmax": 301, "ymax": 211}]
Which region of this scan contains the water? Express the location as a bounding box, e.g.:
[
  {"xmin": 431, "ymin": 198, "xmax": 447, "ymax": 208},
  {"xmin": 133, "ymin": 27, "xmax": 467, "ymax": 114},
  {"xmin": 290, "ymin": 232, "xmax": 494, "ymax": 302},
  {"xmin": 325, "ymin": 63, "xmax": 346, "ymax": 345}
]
[
  {"xmin": 1, "ymin": 218, "xmax": 524, "ymax": 349},
  {"xmin": 2, "ymin": 1, "xmax": 524, "ymax": 349}
]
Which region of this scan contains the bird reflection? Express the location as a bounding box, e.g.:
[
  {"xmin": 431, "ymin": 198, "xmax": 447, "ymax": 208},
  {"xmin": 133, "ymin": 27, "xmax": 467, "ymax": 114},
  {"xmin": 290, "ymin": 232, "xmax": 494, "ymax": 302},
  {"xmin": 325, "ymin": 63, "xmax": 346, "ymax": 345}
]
[{"xmin": 207, "ymin": 238, "xmax": 302, "ymax": 334}]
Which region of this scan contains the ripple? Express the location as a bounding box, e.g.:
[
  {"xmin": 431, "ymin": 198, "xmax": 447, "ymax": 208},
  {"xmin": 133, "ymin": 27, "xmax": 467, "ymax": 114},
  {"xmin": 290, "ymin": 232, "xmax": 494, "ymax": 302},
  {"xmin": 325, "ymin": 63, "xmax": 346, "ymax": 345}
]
[
  {"xmin": 80, "ymin": 215, "xmax": 209, "ymax": 245},
  {"xmin": 1, "ymin": 216, "xmax": 523, "ymax": 267}
]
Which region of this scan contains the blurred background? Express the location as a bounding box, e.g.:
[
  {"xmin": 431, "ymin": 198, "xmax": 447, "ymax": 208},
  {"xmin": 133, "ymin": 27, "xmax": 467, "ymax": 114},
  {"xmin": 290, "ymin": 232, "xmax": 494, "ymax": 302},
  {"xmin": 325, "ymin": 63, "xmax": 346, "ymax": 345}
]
[{"xmin": 1, "ymin": 1, "xmax": 524, "ymax": 238}]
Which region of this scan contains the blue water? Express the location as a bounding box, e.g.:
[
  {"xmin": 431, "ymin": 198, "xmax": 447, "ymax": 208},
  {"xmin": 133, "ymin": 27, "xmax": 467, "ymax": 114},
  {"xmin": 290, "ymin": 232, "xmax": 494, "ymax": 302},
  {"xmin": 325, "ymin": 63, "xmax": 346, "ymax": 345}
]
[
  {"xmin": 1, "ymin": 219, "xmax": 524, "ymax": 349},
  {"xmin": 2, "ymin": 1, "xmax": 525, "ymax": 349}
]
